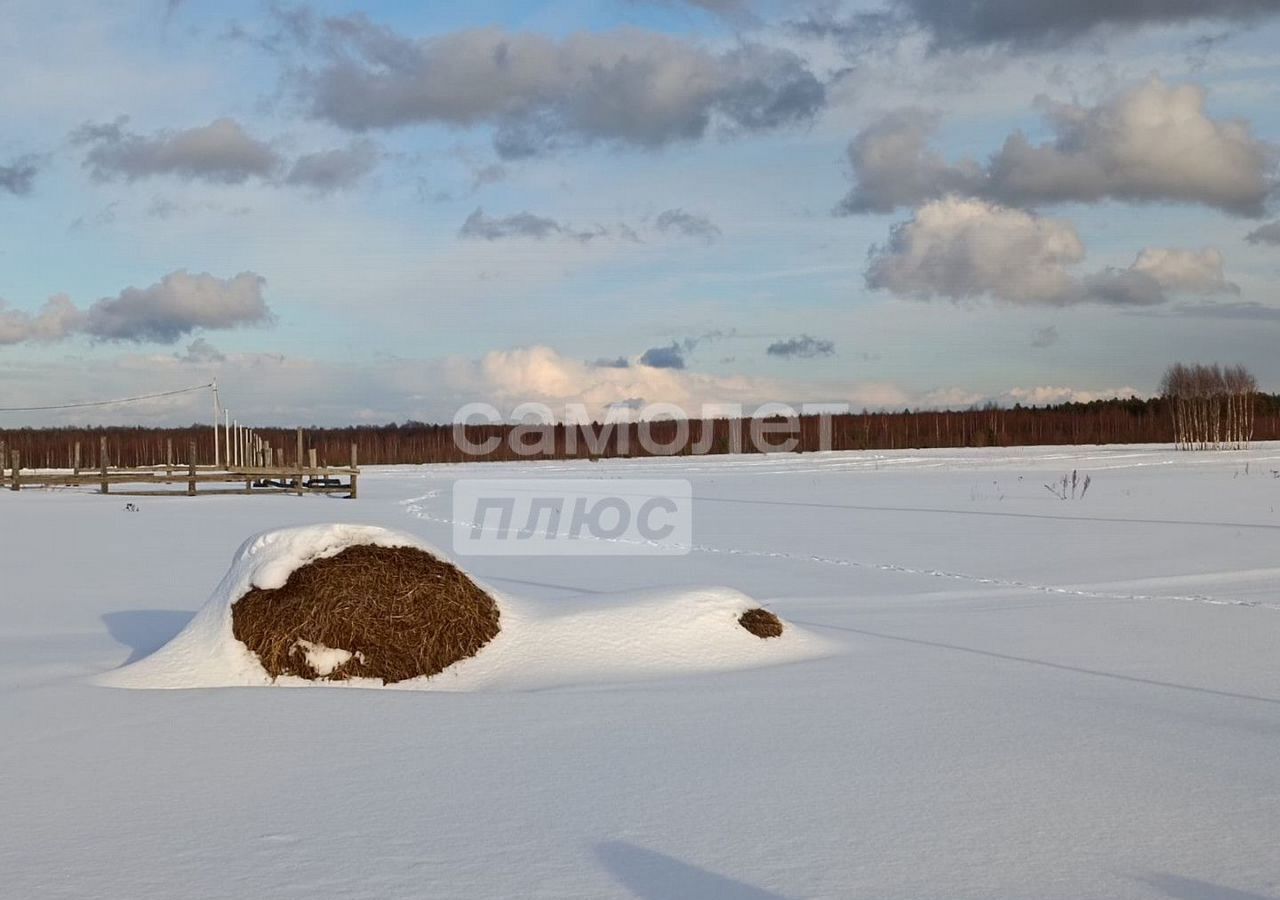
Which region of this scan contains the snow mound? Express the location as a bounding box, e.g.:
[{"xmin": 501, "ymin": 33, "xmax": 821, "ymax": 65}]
[{"xmin": 98, "ymin": 524, "xmax": 831, "ymax": 691}]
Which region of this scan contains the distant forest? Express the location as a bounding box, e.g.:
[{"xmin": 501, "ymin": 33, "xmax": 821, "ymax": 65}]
[{"xmin": 5, "ymin": 393, "xmax": 1280, "ymax": 470}]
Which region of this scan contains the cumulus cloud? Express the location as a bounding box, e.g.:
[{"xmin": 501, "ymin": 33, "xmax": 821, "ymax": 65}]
[
  {"xmin": 0, "ymin": 155, "xmax": 40, "ymax": 195},
  {"xmin": 1000, "ymin": 385, "xmax": 1144, "ymax": 406},
  {"xmin": 890, "ymin": 0, "xmax": 1280, "ymax": 49},
  {"xmin": 85, "ymin": 271, "xmax": 272, "ymax": 343},
  {"xmin": 1129, "ymin": 247, "xmax": 1238, "ymax": 294},
  {"xmin": 1245, "ymin": 221, "xmax": 1280, "ymax": 245},
  {"xmin": 866, "ymin": 197, "xmax": 1086, "ymax": 303},
  {"xmin": 1076, "ymin": 268, "xmax": 1168, "ymax": 307},
  {"xmin": 1082, "ymin": 248, "xmax": 1238, "ymax": 306},
  {"xmin": 457, "ymin": 347, "xmax": 1140, "ymax": 420},
  {"xmin": 655, "ymin": 208, "xmax": 721, "ymax": 243},
  {"xmin": 866, "ymin": 197, "xmax": 1238, "ymax": 306},
  {"xmin": 767, "ymin": 335, "xmax": 836, "ymax": 358},
  {"xmin": 0, "ymin": 340, "xmax": 1150, "ymax": 427},
  {"xmin": 297, "ymin": 20, "xmax": 824, "ymax": 157},
  {"xmin": 840, "ymin": 79, "xmax": 1278, "ymax": 217},
  {"xmin": 74, "ymin": 117, "xmax": 282, "ymax": 184},
  {"xmin": 458, "ymin": 345, "xmax": 905, "ymax": 420},
  {"xmin": 837, "ymin": 109, "xmax": 982, "ymax": 214},
  {"xmin": 0, "ymin": 271, "xmax": 272, "ymax": 347},
  {"xmin": 284, "ymin": 140, "xmax": 379, "ymax": 191},
  {"xmin": 0, "ymin": 295, "xmax": 82, "ymax": 346},
  {"xmin": 989, "ymin": 80, "xmax": 1276, "ymax": 216},
  {"xmin": 639, "ymin": 343, "xmax": 686, "ymax": 369}
]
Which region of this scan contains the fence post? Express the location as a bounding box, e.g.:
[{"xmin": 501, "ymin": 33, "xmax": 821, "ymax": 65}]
[
  {"xmin": 349, "ymin": 443, "xmax": 359, "ymax": 500},
  {"xmin": 188, "ymin": 441, "xmax": 197, "ymax": 496},
  {"xmin": 73, "ymin": 442, "xmax": 81, "ymax": 476},
  {"xmin": 165, "ymin": 438, "xmax": 173, "ymax": 479},
  {"xmin": 296, "ymin": 427, "xmax": 304, "ymax": 496},
  {"xmin": 0, "ymin": 441, "xmax": 6, "ymax": 480},
  {"xmin": 9, "ymin": 450, "xmax": 19, "ymax": 492},
  {"xmin": 100, "ymin": 437, "xmax": 109, "ymax": 495}
]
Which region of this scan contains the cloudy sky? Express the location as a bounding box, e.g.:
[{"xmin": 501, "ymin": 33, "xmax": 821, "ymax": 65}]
[{"xmin": 3, "ymin": 0, "xmax": 1280, "ymax": 425}]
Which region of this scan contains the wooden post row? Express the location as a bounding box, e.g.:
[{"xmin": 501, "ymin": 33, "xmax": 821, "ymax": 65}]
[
  {"xmin": 188, "ymin": 441, "xmax": 197, "ymax": 496},
  {"xmin": 349, "ymin": 442, "xmax": 359, "ymax": 499}
]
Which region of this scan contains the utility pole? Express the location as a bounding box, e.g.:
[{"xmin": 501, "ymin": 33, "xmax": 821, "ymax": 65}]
[{"xmin": 212, "ymin": 380, "xmax": 220, "ymax": 468}]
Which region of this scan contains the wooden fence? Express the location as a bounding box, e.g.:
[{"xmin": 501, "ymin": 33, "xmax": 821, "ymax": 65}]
[{"xmin": 1, "ymin": 429, "xmax": 359, "ymax": 499}]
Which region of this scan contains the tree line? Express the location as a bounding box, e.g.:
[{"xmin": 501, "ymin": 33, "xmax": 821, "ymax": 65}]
[{"xmin": 3, "ymin": 388, "xmax": 1277, "ymax": 470}]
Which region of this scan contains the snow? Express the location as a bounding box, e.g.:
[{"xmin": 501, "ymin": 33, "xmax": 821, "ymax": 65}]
[
  {"xmin": 101, "ymin": 522, "xmax": 827, "ymax": 691},
  {"xmin": 97, "ymin": 523, "xmax": 423, "ymax": 689},
  {"xmin": 292, "ymin": 639, "xmax": 358, "ymax": 676},
  {"xmin": 3, "ymin": 443, "xmax": 1280, "ymax": 899}
]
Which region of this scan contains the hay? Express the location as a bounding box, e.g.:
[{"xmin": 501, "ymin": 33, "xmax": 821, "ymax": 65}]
[
  {"xmin": 231, "ymin": 544, "xmax": 500, "ymax": 683},
  {"xmin": 738, "ymin": 607, "xmax": 783, "ymax": 639}
]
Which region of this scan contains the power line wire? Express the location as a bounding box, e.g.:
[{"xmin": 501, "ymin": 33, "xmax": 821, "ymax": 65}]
[{"xmin": 0, "ymin": 383, "xmax": 213, "ymax": 413}]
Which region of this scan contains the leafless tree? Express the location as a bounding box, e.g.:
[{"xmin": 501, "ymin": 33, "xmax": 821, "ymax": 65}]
[{"xmin": 1160, "ymin": 362, "xmax": 1258, "ymax": 450}]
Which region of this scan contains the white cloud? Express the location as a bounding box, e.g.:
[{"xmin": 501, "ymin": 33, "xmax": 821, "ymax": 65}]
[
  {"xmin": 999, "ymin": 385, "xmax": 1144, "ymax": 406},
  {"xmin": 75, "ymin": 118, "xmax": 282, "ymax": 185},
  {"xmin": 0, "ymin": 295, "xmax": 81, "ymax": 346},
  {"xmin": 866, "ymin": 197, "xmax": 1239, "ymax": 306},
  {"xmin": 866, "ymin": 197, "xmax": 1086, "ymax": 304},
  {"xmin": 0, "ymin": 271, "xmax": 273, "ymax": 346},
  {"xmin": 84, "ymin": 271, "xmax": 273, "ymax": 343},
  {"xmin": 299, "ymin": 22, "xmax": 824, "ymax": 157},
  {"xmin": 0, "ymin": 341, "xmax": 1157, "ymax": 428},
  {"xmin": 841, "ymin": 78, "xmax": 1278, "ymax": 217},
  {"xmin": 1129, "ymin": 247, "xmax": 1238, "ymax": 295}
]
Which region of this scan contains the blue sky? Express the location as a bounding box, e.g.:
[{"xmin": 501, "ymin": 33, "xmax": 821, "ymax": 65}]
[{"xmin": 2, "ymin": 0, "xmax": 1280, "ymax": 425}]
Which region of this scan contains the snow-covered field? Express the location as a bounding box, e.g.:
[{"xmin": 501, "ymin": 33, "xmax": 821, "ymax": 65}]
[{"xmin": 3, "ymin": 444, "xmax": 1279, "ymax": 899}]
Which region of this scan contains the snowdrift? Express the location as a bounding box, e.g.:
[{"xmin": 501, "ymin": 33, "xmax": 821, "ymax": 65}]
[{"xmin": 98, "ymin": 524, "xmax": 831, "ymax": 691}]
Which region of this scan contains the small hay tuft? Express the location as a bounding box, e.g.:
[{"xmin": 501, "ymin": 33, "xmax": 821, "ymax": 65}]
[
  {"xmin": 231, "ymin": 544, "xmax": 500, "ymax": 683},
  {"xmin": 739, "ymin": 607, "xmax": 783, "ymax": 639}
]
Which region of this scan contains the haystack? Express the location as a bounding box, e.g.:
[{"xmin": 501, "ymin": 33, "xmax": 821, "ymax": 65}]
[
  {"xmin": 98, "ymin": 525, "xmax": 827, "ymax": 692},
  {"xmin": 231, "ymin": 544, "xmax": 500, "ymax": 683},
  {"xmin": 738, "ymin": 607, "xmax": 784, "ymax": 639}
]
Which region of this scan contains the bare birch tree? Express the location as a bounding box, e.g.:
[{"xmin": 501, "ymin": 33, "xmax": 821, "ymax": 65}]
[{"xmin": 1160, "ymin": 363, "xmax": 1258, "ymax": 450}]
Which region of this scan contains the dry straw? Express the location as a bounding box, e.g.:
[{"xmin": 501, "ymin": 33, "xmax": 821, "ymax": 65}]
[
  {"xmin": 739, "ymin": 607, "xmax": 783, "ymax": 639},
  {"xmin": 232, "ymin": 544, "xmax": 500, "ymax": 683}
]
